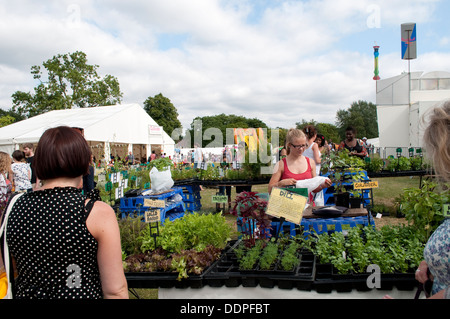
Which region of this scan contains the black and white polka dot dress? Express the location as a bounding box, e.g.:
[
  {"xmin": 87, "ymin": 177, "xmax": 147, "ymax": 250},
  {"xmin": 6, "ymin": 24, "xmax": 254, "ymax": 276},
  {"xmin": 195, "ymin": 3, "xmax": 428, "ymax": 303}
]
[{"xmin": 6, "ymin": 187, "xmax": 103, "ymax": 299}]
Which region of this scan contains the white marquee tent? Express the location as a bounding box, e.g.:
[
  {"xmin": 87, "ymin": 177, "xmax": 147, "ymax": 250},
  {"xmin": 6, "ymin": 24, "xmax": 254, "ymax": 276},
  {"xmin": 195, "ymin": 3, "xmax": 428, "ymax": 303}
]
[{"xmin": 0, "ymin": 103, "xmax": 175, "ymax": 161}]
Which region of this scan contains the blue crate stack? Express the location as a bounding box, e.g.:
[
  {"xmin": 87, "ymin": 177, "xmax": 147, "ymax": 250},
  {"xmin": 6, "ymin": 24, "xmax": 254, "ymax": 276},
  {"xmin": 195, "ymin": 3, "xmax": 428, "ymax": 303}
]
[
  {"xmin": 270, "ymin": 215, "xmax": 375, "ymax": 239},
  {"xmin": 179, "ymin": 184, "xmax": 202, "ymax": 213},
  {"xmin": 119, "ymin": 187, "xmax": 187, "ymax": 224}
]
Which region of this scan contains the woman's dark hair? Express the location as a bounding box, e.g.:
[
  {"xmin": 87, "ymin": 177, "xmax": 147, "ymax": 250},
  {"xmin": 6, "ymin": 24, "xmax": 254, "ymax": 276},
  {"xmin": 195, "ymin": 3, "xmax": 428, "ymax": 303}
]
[
  {"xmin": 34, "ymin": 126, "xmax": 92, "ymax": 180},
  {"xmin": 12, "ymin": 150, "xmax": 26, "ymax": 162},
  {"xmin": 302, "ymin": 125, "xmax": 317, "ymax": 139},
  {"xmin": 316, "ymin": 134, "xmax": 325, "ymax": 147},
  {"xmin": 346, "ymin": 126, "xmax": 356, "ymax": 133}
]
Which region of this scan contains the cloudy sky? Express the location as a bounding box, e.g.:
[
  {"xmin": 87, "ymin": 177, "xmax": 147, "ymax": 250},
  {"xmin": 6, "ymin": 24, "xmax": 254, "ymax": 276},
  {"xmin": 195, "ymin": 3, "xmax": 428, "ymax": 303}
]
[{"xmin": 1, "ymin": 0, "xmax": 450, "ymax": 131}]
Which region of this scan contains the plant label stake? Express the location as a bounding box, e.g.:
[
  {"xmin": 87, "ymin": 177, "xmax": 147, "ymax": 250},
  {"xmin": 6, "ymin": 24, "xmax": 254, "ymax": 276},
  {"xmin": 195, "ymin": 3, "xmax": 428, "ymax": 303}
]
[
  {"xmin": 274, "ymin": 217, "xmax": 286, "ymax": 242},
  {"xmin": 145, "ymin": 209, "xmax": 160, "ymax": 249}
]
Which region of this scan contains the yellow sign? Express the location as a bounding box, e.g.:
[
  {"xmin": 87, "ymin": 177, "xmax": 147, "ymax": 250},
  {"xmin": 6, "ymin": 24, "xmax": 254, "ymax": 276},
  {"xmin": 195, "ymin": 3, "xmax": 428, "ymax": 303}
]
[
  {"xmin": 144, "ymin": 209, "xmax": 160, "ymax": 223},
  {"xmin": 354, "ymin": 181, "xmax": 379, "ymax": 190},
  {"xmin": 266, "ymin": 187, "xmax": 307, "ymax": 225},
  {"xmin": 144, "ymin": 198, "xmax": 165, "ymax": 208}
]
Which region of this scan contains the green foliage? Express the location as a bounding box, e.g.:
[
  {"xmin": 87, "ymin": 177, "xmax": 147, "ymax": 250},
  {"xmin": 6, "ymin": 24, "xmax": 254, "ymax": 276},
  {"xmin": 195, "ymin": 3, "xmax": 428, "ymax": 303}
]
[
  {"xmin": 12, "ymin": 51, "xmax": 122, "ymax": 117},
  {"xmin": 365, "ymin": 157, "xmax": 384, "ymax": 173},
  {"xmin": 143, "ymin": 93, "xmax": 182, "ymax": 139},
  {"xmin": 258, "ymin": 242, "xmax": 279, "ymax": 270},
  {"xmin": 295, "ymin": 119, "xmax": 340, "ymax": 143},
  {"xmin": 139, "ymin": 212, "xmax": 234, "ymax": 254},
  {"xmin": 311, "ymin": 225, "xmax": 426, "ymax": 274},
  {"xmin": 335, "ymin": 100, "xmax": 379, "ymax": 140},
  {"xmin": 321, "ymin": 149, "xmax": 366, "ymax": 194},
  {"xmin": 119, "ymin": 217, "xmax": 149, "ymax": 256},
  {"xmin": 396, "ymin": 180, "xmax": 448, "ymax": 240},
  {"xmin": 279, "ymin": 242, "xmax": 301, "ymax": 271},
  {"xmin": 387, "ymin": 157, "xmax": 411, "ymax": 172},
  {"xmin": 187, "ymin": 114, "xmax": 269, "ymax": 148},
  {"xmin": 121, "ymin": 213, "xmax": 234, "ymax": 280},
  {"xmin": 146, "ymin": 157, "xmax": 174, "ymax": 172}
]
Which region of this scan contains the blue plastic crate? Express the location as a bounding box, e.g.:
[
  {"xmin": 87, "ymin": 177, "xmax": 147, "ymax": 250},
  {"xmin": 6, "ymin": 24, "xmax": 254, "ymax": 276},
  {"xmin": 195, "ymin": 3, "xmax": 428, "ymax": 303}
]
[{"xmin": 184, "ymin": 200, "xmax": 202, "ymax": 212}]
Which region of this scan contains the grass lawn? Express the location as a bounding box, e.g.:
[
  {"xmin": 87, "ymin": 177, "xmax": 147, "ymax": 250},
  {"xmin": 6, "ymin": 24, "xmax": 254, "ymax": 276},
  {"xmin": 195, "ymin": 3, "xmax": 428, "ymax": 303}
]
[{"xmin": 127, "ymin": 175, "xmax": 422, "ymax": 299}]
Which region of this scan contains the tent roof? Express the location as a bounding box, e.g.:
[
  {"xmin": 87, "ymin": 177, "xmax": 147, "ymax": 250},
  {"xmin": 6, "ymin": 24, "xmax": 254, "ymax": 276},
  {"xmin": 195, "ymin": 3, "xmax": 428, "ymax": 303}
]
[{"xmin": 0, "ymin": 103, "xmax": 174, "ymax": 146}]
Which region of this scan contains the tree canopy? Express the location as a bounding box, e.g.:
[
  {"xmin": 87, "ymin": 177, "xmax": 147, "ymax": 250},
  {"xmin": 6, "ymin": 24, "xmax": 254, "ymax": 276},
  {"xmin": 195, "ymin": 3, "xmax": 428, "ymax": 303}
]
[
  {"xmin": 12, "ymin": 51, "xmax": 123, "ymax": 118},
  {"xmin": 295, "ymin": 119, "xmax": 341, "ymax": 143},
  {"xmin": 335, "ymin": 100, "xmax": 378, "ymax": 140},
  {"xmin": 143, "ymin": 93, "xmax": 182, "ymax": 140},
  {"xmin": 186, "ymin": 114, "xmax": 269, "ymax": 148}
]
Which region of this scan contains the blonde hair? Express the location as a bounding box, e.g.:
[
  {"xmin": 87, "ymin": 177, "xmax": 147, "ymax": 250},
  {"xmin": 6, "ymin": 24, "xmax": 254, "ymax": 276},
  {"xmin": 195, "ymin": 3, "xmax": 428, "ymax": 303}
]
[
  {"xmin": 422, "ymin": 100, "xmax": 450, "ymax": 182},
  {"xmin": 285, "ymin": 128, "xmax": 306, "ymax": 155},
  {"xmin": 0, "ymin": 151, "xmax": 11, "ymax": 175}
]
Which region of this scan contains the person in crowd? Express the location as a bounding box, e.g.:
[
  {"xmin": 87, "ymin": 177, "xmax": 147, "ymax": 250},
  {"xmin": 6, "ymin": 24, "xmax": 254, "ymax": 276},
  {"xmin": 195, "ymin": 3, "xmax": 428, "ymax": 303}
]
[
  {"xmin": 3, "ymin": 126, "xmax": 128, "ymax": 299},
  {"xmin": 279, "ymin": 145, "xmax": 287, "ymax": 161},
  {"xmin": 315, "ymin": 134, "xmax": 327, "ymax": 155},
  {"xmin": 126, "ymin": 151, "xmax": 134, "ymax": 165},
  {"xmin": 302, "ymin": 125, "xmax": 325, "ymax": 206},
  {"xmin": 22, "ymin": 143, "xmax": 36, "ymax": 190},
  {"xmin": 302, "ymin": 125, "xmax": 322, "ymax": 176},
  {"xmin": 268, "ymin": 128, "xmax": 331, "ymax": 195},
  {"xmin": 11, "ymin": 150, "xmax": 32, "ymax": 193},
  {"xmin": 193, "ymin": 143, "xmax": 203, "ymax": 169},
  {"xmin": 338, "ymin": 126, "xmax": 368, "ymax": 158},
  {"xmin": 83, "ymin": 154, "xmax": 97, "ymax": 198},
  {"xmin": 408, "ymin": 101, "xmax": 450, "ymax": 299},
  {"xmin": 0, "ymin": 152, "xmax": 13, "ymax": 218}
]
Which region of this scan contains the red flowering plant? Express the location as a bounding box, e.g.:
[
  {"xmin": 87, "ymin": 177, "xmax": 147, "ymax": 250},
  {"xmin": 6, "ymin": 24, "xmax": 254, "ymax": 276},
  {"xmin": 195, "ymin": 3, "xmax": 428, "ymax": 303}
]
[{"xmin": 230, "ymin": 191, "xmax": 272, "ymax": 247}]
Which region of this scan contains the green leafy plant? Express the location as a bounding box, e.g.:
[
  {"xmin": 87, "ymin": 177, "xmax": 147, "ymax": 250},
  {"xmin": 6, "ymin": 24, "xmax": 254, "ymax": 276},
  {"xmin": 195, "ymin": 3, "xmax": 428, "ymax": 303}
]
[
  {"xmin": 311, "ymin": 225, "xmax": 426, "ymax": 275},
  {"xmin": 139, "ymin": 212, "xmax": 234, "ymax": 253},
  {"xmin": 258, "ymin": 242, "xmax": 279, "ymax": 270},
  {"xmin": 365, "ymin": 157, "xmax": 384, "ymax": 173},
  {"xmin": 396, "ymin": 180, "xmax": 448, "ymax": 240},
  {"xmin": 147, "ymin": 157, "xmax": 174, "ymax": 171},
  {"xmin": 237, "ymin": 240, "xmax": 264, "ymax": 270},
  {"xmin": 387, "ymin": 157, "xmax": 411, "ymax": 172},
  {"xmin": 279, "ymin": 242, "xmax": 301, "ymax": 271}
]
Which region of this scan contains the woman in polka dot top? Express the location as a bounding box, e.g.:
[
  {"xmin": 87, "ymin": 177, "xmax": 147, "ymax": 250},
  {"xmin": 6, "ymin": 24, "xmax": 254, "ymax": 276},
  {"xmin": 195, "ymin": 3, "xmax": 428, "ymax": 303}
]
[{"xmin": 3, "ymin": 126, "xmax": 128, "ymax": 299}]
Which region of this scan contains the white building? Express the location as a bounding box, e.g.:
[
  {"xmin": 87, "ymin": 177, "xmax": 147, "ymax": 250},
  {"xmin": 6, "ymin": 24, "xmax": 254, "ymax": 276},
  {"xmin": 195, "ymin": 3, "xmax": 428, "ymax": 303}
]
[
  {"xmin": 0, "ymin": 103, "xmax": 175, "ymax": 162},
  {"xmin": 376, "ymin": 71, "xmax": 450, "ymax": 156}
]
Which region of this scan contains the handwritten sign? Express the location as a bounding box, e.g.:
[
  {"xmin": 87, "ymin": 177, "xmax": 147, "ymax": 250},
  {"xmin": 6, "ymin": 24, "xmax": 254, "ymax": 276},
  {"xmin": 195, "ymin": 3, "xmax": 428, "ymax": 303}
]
[
  {"xmin": 266, "ymin": 187, "xmax": 308, "ymax": 225},
  {"xmin": 212, "ymin": 195, "xmax": 228, "ymax": 203},
  {"xmin": 144, "ymin": 198, "xmax": 165, "ymax": 208},
  {"xmin": 145, "ymin": 209, "xmax": 160, "ymax": 223},
  {"xmin": 354, "ymin": 181, "xmax": 379, "ymax": 190}
]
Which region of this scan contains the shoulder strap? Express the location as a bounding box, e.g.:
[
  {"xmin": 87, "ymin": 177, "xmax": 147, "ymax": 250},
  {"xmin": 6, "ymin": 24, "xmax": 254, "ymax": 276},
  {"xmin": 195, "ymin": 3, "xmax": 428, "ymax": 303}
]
[
  {"xmin": 84, "ymin": 199, "xmax": 97, "ymax": 222},
  {"xmin": 1, "ymin": 192, "xmax": 24, "ymax": 298}
]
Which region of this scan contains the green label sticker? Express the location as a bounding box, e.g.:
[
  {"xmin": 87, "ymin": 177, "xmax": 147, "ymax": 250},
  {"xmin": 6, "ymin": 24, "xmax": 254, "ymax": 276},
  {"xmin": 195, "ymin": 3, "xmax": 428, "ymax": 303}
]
[{"xmin": 212, "ymin": 195, "xmax": 228, "ymax": 203}]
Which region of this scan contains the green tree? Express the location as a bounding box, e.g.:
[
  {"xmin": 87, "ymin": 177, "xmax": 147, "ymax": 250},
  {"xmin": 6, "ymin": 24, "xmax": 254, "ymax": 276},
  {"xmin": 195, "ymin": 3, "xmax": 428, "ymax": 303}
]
[
  {"xmin": 295, "ymin": 119, "xmax": 340, "ymax": 143},
  {"xmin": 12, "ymin": 51, "xmax": 123, "ymax": 117},
  {"xmin": 186, "ymin": 114, "xmax": 269, "ymax": 148},
  {"xmin": 335, "ymin": 100, "xmax": 378, "ymax": 140},
  {"xmin": 0, "ymin": 108, "xmax": 25, "ymax": 127},
  {"xmin": 143, "ymin": 93, "xmax": 182, "ymax": 140}
]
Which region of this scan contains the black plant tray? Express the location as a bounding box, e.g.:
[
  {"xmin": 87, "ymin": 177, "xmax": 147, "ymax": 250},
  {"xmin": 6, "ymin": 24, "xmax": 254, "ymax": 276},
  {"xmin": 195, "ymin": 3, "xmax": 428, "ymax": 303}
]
[
  {"xmin": 125, "ymin": 240, "xmax": 238, "ymax": 289},
  {"xmin": 125, "ymin": 271, "xmax": 205, "ymax": 289},
  {"xmin": 202, "ymin": 242, "xmax": 316, "ymax": 290},
  {"xmin": 313, "ymin": 263, "xmax": 418, "ymax": 293}
]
